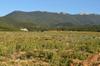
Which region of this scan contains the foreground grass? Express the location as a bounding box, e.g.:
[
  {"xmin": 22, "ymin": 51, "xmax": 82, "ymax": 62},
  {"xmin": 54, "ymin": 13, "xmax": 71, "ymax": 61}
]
[{"xmin": 0, "ymin": 31, "xmax": 100, "ymax": 66}]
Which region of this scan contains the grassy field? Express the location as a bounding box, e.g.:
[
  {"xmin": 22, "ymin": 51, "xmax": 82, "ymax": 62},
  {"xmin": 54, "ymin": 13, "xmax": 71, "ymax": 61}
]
[{"xmin": 0, "ymin": 31, "xmax": 100, "ymax": 66}]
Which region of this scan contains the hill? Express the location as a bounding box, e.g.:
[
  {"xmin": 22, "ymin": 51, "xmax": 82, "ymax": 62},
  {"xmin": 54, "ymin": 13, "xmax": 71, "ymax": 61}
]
[{"xmin": 0, "ymin": 11, "xmax": 100, "ymax": 31}]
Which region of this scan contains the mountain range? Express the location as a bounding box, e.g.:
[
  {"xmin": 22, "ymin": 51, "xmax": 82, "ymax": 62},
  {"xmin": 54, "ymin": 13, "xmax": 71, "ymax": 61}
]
[{"xmin": 0, "ymin": 11, "xmax": 100, "ymax": 31}]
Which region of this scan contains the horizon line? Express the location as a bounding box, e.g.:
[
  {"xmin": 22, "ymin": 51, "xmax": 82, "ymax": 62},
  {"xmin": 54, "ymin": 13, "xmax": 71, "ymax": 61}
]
[{"xmin": 0, "ymin": 10, "xmax": 100, "ymax": 17}]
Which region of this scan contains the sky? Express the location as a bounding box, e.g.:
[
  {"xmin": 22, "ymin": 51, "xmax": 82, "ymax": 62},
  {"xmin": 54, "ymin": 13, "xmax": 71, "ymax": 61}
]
[{"xmin": 0, "ymin": 0, "xmax": 100, "ymax": 16}]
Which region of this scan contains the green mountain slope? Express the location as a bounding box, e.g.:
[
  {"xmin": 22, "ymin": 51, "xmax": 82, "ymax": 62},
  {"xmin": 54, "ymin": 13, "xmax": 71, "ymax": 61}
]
[{"xmin": 0, "ymin": 11, "xmax": 100, "ymax": 31}]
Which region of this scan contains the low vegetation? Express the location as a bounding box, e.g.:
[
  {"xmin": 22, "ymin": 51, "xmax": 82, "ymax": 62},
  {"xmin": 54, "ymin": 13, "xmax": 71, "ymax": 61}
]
[{"xmin": 0, "ymin": 31, "xmax": 100, "ymax": 66}]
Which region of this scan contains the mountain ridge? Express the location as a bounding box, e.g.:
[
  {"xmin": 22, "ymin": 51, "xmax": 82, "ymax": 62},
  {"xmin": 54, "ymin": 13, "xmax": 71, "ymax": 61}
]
[{"xmin": 0, "ymin": 11, "xmax": 100, "ymax": 31}]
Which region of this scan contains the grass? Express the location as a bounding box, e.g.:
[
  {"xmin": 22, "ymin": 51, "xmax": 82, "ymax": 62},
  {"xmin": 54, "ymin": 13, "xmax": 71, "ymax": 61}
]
[{"xmin": 0, "ymin": 31, "xmax": 100, "ymax": 66}]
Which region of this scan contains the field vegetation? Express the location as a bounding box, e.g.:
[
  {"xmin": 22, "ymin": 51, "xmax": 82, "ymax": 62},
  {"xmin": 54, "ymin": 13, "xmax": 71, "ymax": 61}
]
[{"xmin": 0, "ymin": 31, "xmax": 100, "ymax": 66}]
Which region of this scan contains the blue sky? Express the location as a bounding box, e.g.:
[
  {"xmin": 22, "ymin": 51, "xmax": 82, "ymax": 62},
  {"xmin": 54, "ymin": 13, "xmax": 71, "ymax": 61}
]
[{"xmin": 0, "ymin": 0, "xmax": 100, "ymax": 16}]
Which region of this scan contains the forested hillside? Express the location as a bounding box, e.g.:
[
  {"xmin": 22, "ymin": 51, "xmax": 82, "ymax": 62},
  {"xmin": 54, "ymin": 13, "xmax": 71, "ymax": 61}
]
[{"xmin": 0, "ymin": 11, "xmax": 100, "ymax": 31}]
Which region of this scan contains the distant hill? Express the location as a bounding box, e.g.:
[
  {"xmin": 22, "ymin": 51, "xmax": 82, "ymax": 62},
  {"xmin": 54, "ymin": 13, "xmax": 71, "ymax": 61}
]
[{"xmin": 0, "ymin": 11, "xmax": 100, "ymax": 31}]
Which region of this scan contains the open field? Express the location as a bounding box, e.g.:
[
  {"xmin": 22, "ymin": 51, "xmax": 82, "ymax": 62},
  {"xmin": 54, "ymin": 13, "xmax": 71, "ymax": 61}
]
[{"xmin": 0, "ymin": 31, "xmax": 100, "ymax": 66}]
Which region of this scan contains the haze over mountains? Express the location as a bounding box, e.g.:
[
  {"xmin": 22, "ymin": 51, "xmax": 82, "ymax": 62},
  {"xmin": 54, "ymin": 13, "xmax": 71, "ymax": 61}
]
[{"xmin": 0, "ymin": 11, "xmax": 100, "ymax": 31}]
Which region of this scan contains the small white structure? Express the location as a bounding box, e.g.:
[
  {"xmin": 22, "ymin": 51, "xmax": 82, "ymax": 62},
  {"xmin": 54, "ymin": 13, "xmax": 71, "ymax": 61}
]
[{"xmin": 20, "ymin": 28, "xmax": 28, "ymax": 32}]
